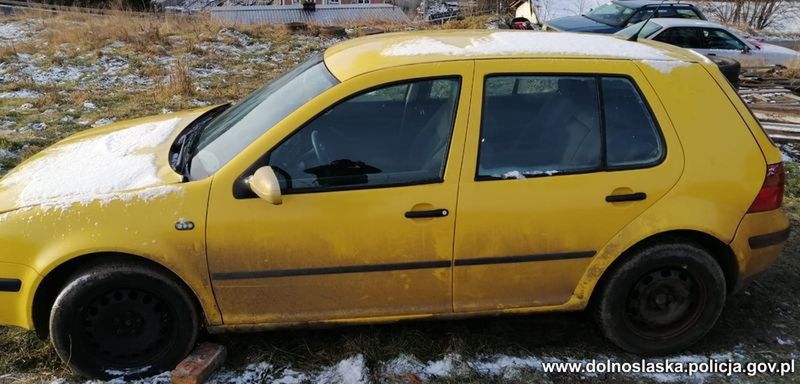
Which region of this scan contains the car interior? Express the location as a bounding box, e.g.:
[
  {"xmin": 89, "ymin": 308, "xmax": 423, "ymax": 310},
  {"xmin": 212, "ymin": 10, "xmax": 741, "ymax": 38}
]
[{"xmin": 267, "ymin": 78, "xmax": 460, "ymax": 190}]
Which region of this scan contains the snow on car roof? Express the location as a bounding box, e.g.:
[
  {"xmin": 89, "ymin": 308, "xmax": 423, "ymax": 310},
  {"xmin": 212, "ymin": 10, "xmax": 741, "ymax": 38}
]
[{"xmin": 324, "ymin": 30, "xmax": 702, "ymax": 81}]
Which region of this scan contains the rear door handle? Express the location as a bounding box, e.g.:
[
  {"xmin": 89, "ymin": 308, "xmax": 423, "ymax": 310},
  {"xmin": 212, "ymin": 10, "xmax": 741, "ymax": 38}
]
[
  {"xmin": 405, "ymin": 209, "xmax": 449, "ymax": 218},
  {"xmin": 606, "ymin": 192, "xmax": 647, "ymax": 203}
]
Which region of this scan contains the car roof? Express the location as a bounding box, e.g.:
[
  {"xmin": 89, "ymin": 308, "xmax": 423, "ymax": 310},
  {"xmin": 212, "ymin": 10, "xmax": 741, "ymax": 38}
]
[
  {"xmin": 646, "ymin": 18, "xmax": 725, "ymax": 29},
  {"xmin": 612, "ymin": 0, "xmax": 693, "ymax": 8},
  {"xmin": 323, "ymin": 30, "xmax": 704, "ymax": 81}
]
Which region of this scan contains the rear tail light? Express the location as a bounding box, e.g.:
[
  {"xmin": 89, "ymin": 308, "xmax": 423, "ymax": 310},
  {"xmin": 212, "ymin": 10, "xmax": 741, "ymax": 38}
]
[{"xmin": 748, "ymin": 162, "xmax": 784, "ymax": 213}]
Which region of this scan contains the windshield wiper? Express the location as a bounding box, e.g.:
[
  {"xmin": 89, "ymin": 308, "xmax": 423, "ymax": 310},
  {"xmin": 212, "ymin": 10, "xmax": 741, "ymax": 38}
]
[{"xmin": 170, "ymin": 104, "xmax": 230, "ymax": 180}]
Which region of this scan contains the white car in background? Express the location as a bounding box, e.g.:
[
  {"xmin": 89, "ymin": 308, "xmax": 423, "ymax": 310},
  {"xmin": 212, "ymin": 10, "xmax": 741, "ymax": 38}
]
[{"xmin": 616, "ymin": 18, "xmax": 800, "ymax": 68}]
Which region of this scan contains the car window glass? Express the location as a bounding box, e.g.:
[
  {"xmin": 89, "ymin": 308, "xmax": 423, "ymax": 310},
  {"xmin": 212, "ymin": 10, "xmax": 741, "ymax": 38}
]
[
  {"xmin": 268, "ymin": 78, "xmax": 460, "ymax": 192},
  {"xmin": 676, "ymin": 8, "xmax": 702, "ymax": 18},
  {"xmin": 616, "ymin": 21, "xmax": 663, "ymax": 38},
  {"xmin": 585, "ymin": 3, "xmax": 636, "ymax": 26},
  {"xmin": 478, "ymin": 76, "xmax": 602, "ymax": 179},
  {"xmin": 703, "ymin": 29, "xmax": 745, "ymax": 50},
  {"xmin": 190, "ymin": 56, "xmax": 337, "ymax": 180},
  {"xmin": 602, "ymin": 78, "xmax": 664, "ymax": 167},
  {"xmin": 653, "ymin": 27, "xmax": 706, "ymax": 48}
]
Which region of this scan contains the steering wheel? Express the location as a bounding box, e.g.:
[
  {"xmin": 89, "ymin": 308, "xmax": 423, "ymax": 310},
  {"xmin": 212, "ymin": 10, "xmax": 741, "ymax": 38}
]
[
  {"xmin": 311, "ymin": 127, "xmax": 347, "ymax": 165},
  {"xmin": 311, "ymin": 130, "xmax": 330, "ymax": 165}
]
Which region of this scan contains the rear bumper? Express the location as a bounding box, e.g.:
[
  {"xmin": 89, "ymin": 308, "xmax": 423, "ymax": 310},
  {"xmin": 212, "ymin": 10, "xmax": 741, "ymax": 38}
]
[
  {"xmin": 0, "ymin": 262, "xmax": 40, "ymax": 329},
  {"xmin": 730, "ymin": 210, "xmax": 790, "ymax": 292}
]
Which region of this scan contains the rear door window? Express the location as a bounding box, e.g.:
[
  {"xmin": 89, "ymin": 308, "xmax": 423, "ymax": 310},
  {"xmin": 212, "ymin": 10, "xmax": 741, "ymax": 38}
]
[
  {"xmin": 653, "ymin": 27, "xmax": 706, "ymax": 49},
  {"xmin": 602, "ymin": 77, "xmax": 664, "ymax": 167},
  {"xmin": 477, "ymin": 75, "xmax": 663, "ymax": 180}
]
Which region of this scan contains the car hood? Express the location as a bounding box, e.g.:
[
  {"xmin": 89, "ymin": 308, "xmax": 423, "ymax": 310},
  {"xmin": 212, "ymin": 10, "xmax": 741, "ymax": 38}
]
[
  {"xmin": 0, "ymin": 107, "xmax": 216, "ymax": 214},
  {"xmin": 740, "ymin": 40, "xmax": 800, "ymax": 67},
  {"xmin": 546, "ymin": 15, "xmax": 619, "ymax": 33}
]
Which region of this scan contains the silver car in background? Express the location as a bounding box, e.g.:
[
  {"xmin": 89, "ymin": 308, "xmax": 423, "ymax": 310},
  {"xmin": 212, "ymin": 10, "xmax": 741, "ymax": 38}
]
[{"xmin": 617, "ymin": 18, "xmax": 800, "ymax": 68}]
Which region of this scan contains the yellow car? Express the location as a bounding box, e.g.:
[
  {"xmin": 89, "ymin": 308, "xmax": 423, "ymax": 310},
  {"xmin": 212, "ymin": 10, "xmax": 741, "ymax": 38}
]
[{"xmin": 0, "ymin": 30, "xmax": 789, "ymax": 379}]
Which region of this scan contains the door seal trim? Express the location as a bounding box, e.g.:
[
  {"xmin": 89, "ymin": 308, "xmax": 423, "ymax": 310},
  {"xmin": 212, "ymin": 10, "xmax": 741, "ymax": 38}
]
[{"xmin": 211, "ymin": 251, "xmax": 595, "ymax": 280}]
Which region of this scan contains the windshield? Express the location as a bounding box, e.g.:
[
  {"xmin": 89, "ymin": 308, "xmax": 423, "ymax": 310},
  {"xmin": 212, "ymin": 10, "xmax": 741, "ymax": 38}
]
[
  {"xmin": 189, "ymin": 55, "xmax": 338, "ymax": 180},
  {"xmin": 616, "ymin": 20, "xmax": 663, "ymax": 38},
  {"xmin": 585, "ymin": 2, "xmax": 636, "ymax": 27}
]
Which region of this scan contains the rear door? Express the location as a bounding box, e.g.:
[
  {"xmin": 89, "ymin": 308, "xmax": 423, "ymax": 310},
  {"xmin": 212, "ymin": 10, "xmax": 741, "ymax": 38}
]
[{"xmin": 453, "ymin": 59, "xmax": 684, "ymax": 312}]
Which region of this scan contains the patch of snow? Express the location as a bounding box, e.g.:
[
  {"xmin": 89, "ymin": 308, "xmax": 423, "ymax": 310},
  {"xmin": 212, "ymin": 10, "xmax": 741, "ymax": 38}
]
[
  {"xmin": 0, "ymin": 149, "xmax": 18, "ymax": 159},
  {"xmin": 641, "ymin": 59, "xmax": 693, "ymax": 74},
  {"xmin": 777, "ymin": 337, "xmax": 794, "ymax": 345},
  {"xmin": 21, "ymin": 122, "xmax": 47, "ymax": 132},
  {"xmin": 0, "ymin": 89, "xmax": 42, "ymax": 99},
  {"xmin": 11, "ymin": 103, "xmax": 35, "ymax": 111},
  {"xmin": 316, "ymin": 355, "xmax": 370, "ymax": 384},
  {"xmin": 83, "ymin": 101, "xmax": 97, "ymax": 110},
  {"xmin": 210, "ymin": 355, "xmax": 369, "ymax": 384},
  {"xmin": 105, "ymin": 366, "xmax": 152, "ymax": 377},
  {"xmin": 382, "ymin": 32, "xmax": 685, "ymax": 63},
  {"xmin": 381, "ymin": 354, "xmax": 428, "ymax": 378},
  {"xmin": 92, "ymin": 118, "xmax": 116, "ymax": 128},
  {"xmin": 105, "ymin": 370, "xmax": 171, "ymax": 384},
  {"xmin": 0, "ymin": 118, "xmax": 182, "ymax": 210},
  {"xmin": 424, "ymin": 354, "xmax": 470, "ymax": 377}
]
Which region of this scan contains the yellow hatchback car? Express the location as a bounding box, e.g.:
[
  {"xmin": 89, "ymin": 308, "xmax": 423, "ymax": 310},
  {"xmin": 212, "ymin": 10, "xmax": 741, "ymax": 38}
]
[{"xmin": 0, "ymin": 30, "xmax": 790, "ymax": 378}]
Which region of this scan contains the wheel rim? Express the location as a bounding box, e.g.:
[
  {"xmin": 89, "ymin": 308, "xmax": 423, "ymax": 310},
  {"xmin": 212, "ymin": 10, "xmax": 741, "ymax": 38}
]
[
  {"xmin": 624, "ymin": 267, "xmax": 706, "ymax": 339},
  {"xmin": 80, "ymin": 288, "xmax": 177, "ymax": 367}
]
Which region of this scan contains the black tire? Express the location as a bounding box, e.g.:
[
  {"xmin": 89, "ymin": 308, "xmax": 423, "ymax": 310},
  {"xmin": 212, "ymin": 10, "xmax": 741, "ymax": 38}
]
[
  {"xmin": 594, "ymin": 242, "xmax": 726, "ymax": 355},
  {"xmin": 49, "ymin": 261, "xmax": 199, "ymax": 379}
]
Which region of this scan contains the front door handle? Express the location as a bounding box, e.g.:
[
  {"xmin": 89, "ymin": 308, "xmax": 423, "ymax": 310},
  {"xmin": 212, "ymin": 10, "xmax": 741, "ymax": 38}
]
[
  {"xmin": 606, "ymin": 192, "xmax": 647, "ymax": 203},
  {"xmin": 405, "ymin": 209, "xmax": 449, "ymax": 219}
]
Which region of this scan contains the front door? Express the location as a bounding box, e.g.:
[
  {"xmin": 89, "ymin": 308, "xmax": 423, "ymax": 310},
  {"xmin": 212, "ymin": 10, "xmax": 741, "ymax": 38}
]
[
  {"xmin": 453, "ymin": 60, "xmax": 684, "ymax": 312},
  {"xmin": 206, "ymin": 63, "xmax": 474, "ymax": 325}
]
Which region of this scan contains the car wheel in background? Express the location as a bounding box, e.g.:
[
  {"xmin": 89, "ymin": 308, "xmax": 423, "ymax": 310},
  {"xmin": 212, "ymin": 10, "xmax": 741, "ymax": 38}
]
[
  {"xmin": 594, "ymin": 242, "xmax": 726, "ymax": 355},
  {"xmin": 49, "ymin": 261, "xmax": 199, "ymax": 379}
]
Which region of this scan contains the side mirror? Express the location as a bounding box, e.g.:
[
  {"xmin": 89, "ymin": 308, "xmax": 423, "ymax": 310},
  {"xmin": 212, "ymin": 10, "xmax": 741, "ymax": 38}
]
[
  {"xmin": 247, "ymin": 166, "xmax": 282, "ymax": 205},
  {"xmin": 742, "ymin": 46, "xmax": 752, "ymax": 54}
]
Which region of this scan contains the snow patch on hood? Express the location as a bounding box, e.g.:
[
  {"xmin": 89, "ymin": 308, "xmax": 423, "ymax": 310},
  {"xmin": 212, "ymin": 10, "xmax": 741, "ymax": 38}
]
[
  {"xmin": 0, "ymin": 118, "xmax": 182, "ymax": 211},
  {"xmin": 381, "ymin": 32, "xmax": 683, "ymax": 62}
]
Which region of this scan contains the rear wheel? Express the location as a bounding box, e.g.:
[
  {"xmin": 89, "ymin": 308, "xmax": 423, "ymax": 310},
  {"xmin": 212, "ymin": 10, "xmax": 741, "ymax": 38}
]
[
  {"xmin": 49, "ymin": 261, "xmax": 199, "ymax": 379},
  {"xmin": 594, "ymin": 243, "xmax": 726, "ymax": 355}
]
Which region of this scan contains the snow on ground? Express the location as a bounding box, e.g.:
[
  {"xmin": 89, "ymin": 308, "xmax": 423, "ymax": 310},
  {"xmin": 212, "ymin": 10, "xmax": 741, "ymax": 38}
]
[
  {"xmin": 66, "ymin": 351, "xmax": 772, "ymax": 384},
  {"xmin": 208, "ymin": 355, "xmax": 370, "ymax": 384},
  {"xmin": 0, "ymin": 19, "xmax": 39, "ymax": 46}
]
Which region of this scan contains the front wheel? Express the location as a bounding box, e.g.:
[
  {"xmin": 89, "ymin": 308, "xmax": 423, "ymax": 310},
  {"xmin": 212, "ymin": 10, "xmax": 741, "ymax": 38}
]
[
  {"xmin": 594, "ymin": 242, "xmax": 726, "ymax": 355},
  {"xmin": 49, "ymin": 261, "xmax": 199, "ymax": 379}
]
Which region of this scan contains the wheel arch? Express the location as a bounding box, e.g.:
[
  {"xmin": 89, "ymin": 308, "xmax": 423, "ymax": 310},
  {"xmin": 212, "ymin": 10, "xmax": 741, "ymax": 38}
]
[
  {"xmin": 32, "ymin": 252, "xmax": 205, "ymax": 339},
  {"xmin": 588, "ymin": 229, "xmax": 739, "ymax": 309}
]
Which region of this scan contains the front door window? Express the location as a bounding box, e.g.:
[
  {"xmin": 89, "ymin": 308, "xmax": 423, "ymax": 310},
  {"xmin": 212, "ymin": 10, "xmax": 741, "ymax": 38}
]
[{"xmin": 268, "ymin": 77, "xmax": 461, "ymax": 192}]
